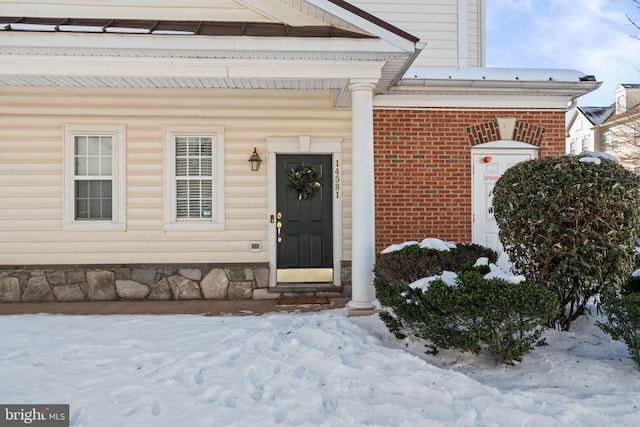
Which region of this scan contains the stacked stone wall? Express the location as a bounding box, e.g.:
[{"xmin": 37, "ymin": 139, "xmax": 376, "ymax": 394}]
[{"xmin": 0, "ymin": 264, "xmax": 348, "ymax": 303}]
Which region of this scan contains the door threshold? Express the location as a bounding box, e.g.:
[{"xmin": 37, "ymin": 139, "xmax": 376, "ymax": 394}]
[{"xmin": 270, "ymin": 283, "xmax": 341, "ymax": 293}]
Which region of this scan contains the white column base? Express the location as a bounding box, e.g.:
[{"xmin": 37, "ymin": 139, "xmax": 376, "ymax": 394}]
[{"xmin": 347, "ymin": 299, "xmax": 377, "ymax": 310}]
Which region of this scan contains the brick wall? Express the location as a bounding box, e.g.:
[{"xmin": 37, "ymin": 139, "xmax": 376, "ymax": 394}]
[{"xmin": 373, "ymin": 108, "xmax": 566, "ymax": 251}]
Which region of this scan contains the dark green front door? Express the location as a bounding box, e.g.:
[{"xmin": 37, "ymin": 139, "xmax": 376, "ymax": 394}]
[{"xmin": 276, "ymin": 154, "xmax": 333, "ymax": 283}]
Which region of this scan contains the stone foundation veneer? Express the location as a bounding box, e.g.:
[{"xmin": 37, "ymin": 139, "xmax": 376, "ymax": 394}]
[{"xmin": 0, "ymin": 264, "xmax": 350, "ymax": 303}]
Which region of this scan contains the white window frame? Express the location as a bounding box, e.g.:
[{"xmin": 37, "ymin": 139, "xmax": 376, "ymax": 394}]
[
  {"xmin": 616, "ymin": 94, "xmax": 626, "ymax": 113},
  {"xmin": 605, "ymin": 131, "xmax": 618, "ymax": 151},
  {"xmin": 164, "ymin": 126, "xmax": 225, "ymax": 231},
  {"xmin": 63, "ymin": 125, "xmax": 126, "ymax": 231},
  {"xmin": 581, "ymin": 137, "xmax": 588, "ymax": 152}
]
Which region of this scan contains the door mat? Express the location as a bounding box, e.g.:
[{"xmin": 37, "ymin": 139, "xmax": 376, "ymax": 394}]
[{"xmin": 277, "ymin": 297, "xmax": 331, "ymax": 305}]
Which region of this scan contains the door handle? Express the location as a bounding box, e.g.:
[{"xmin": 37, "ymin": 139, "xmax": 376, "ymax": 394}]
[{"xmin": 276, "ymin": 212, "xmax": 283, "ymax": 243}]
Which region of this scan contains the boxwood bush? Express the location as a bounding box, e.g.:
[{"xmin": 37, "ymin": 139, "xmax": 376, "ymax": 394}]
[
  {"xmin": 374, "ymin": 243, "xmax": 497, "ymax": 288},
  {"xmin": 375, "ymin": 244, "xmax": 558, "ymax": 363}
]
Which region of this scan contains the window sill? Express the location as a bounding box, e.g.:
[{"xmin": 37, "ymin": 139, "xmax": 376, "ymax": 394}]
[
  {"xmin": 164, "ymin": 222, "xmax": 225, "ymax": 232},
  {"xmin": 63, "ymin": 222, "xmax": 126, "ymax": 232}
]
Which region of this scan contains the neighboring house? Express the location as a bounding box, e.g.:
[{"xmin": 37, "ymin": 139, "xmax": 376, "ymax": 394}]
[
  {"xmin": 601, "ymin": 84, "xmax": 640, "ymax": 173},
  {"xmin": 566, "ymin": 106, "xmax": 614, "ymax": 155},
  {"xmin": 566, "ymin": 84, "xmax": 640, "ymax": 173},
  {"xmin": 0, "ymin": 1, "xmax": 599, "ymax": 310}
]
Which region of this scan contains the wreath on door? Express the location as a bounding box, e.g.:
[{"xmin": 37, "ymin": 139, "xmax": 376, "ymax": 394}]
[{"xmin": 287, "ymin": 163, "xmax": 322, "ymax": 200}]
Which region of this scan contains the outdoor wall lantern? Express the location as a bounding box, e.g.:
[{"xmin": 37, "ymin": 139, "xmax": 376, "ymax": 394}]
[{"xmin": 249, "ymin": 147, "xmax": 262, "ymax": 171}]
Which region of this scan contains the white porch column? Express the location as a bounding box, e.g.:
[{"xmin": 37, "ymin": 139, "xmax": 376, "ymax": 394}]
[{"xmin": 348, "ymin": 80, "xmax": 377, "ymax": 310}]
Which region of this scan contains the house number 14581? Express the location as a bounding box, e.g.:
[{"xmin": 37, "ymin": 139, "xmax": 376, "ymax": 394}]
[{"xmin": 334, "ymin": 160, "xmax": 340, "ymax": 198}]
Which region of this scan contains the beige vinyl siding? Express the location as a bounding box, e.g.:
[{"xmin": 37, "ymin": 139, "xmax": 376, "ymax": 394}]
[
  {"xmin": 353, "ymin": 0, "xmax": 483, "ymax": 68},
  {"xmin": 0, "ymin": 87, "xmax": 352, "ymax": 265}
]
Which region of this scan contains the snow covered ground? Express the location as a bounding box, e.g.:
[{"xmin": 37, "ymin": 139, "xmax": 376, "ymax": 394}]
[{"xmin": 1, "ymin": 308, "xmax": 639, "ymax": 427}]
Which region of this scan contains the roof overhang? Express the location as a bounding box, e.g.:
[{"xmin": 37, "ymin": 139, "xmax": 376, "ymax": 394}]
[
  {"xmin": 0, "ymin": 33, "xmax": 413, "ymax": 107},
  {"xmin": 0, "ymin": 1, "xmax": 420, "ymax": 107},
  {"xmin": 374, "ymin": 68, "xmax": 602, "ymax": 109}
]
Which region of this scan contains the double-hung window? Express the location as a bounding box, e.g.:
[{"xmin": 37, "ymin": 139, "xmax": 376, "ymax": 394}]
[
  {"xmin": 64, "ymin": 125, "xmax": 125, "ymax": 230},
  {"xmin": 165, "ymin": 126, "xmax": 225, "ymax": 231},
  {"xmin": 605, "ymin": 131, "xmax": 618, "ymax": 151},
  {"xmin": 581, "ymin": 137, "xmax": 588, "ymax": 152}
]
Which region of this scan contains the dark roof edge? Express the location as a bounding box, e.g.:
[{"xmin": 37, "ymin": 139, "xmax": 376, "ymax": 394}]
[
  {"xmin": 0, "ymin": 17, "xmax": 375, "ymax": 38},
  {"xmin": 326, "ymin": 0, "xmax": 420, "ymax": 43},
  {"xmin": 577, "ymin": 106, "xmax": 615, "ymax": 126}
]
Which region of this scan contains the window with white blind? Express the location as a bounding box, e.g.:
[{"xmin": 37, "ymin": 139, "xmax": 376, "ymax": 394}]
[
  {"xmin": 64, "ymin": 125, "xmax": 126, "ymax": 231},
  {"xmin": 165, "ymin": 127, "xmax": 225, "ymax": 231}
]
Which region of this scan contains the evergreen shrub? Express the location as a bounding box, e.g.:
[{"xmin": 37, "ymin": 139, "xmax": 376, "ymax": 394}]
[
  {"xmin": 622, "ymin": 275, "xmax": 640, "ymax": 295},
  {"xmin": 378, "ymin": 272, "xmax": 558, "ymax": 363},
  {"xmin": 374, "ymin": 244, "xmax": 557, "ymax": 363},
  {"xmin": 374, "ymin": 243, "xmax": 497, "ymax": 289},
  {"xmin": 374, "ymin": 244, "xmax": 496, "ymax": 318},
  {"xmin": 597, "ymin": 293, "xmax": 640, "ymax": 369},
  {"xmin": 491, "ymin": 155, "xmax": 640, "ymax": 330}
]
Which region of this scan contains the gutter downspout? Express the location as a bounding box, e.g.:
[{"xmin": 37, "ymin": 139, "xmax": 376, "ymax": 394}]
[{"xmin": 388, "ymin": 42, "xmax": 426, "ymax": 89}]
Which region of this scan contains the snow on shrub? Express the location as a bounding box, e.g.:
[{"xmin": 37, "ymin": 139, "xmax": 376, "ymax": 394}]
[
  {"xmin": 374, "ymin": 239, "xmax": 556, "ymax": 363},
  {"xmin": 380, "ymin": 237, "xmax": 456, "ymax": 254}
]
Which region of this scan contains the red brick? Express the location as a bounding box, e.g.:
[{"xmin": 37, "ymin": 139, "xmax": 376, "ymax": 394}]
[{"xmin": 373, "ymin": 108, "xmax": 566, "ymax": 251}]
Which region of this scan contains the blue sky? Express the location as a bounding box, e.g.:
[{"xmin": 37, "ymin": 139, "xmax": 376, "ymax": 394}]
[{"xmin": 486, "ymin": 0, "xmax": 640, "ymax": 106}]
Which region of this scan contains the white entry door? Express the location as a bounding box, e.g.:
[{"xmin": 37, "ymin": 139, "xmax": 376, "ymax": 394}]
[{"xmin": 472, "ymin": 144, "xmax": 537, "ymax": 253}]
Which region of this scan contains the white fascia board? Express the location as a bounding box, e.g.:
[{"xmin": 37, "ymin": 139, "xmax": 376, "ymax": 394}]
[
  {"xmin": 373, "ymin": 94, "xmax": 577, "ymax": 110},
  {"xmin": 566, "ymin": 108, "xmax": 580, "ymax": 129},
  {"xmin": 302, "ymin": 0, "xmax": 416, "ymax": 52},
  {"xmin": 384, "ymin": 80, "xmax": 601, "ymax": 105},
  {"xmin": 0, "ymin": 54, "xmax": 384, "ymax": 80},
  {"xmin": 396, "ymin": 79, "xmax": 601, "ymax": 93},
  {"xmin": 0, "ymin": 31, "xmax": 408, "ymax": 54}
]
